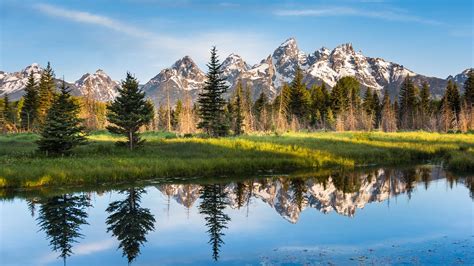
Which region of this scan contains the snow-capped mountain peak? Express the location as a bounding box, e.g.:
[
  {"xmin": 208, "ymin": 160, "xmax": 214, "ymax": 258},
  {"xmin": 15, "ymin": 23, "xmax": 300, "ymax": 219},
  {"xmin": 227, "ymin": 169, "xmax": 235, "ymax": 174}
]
[{"xmin": 74, "ymin": 69, "xmax": 119, "ymax": 101}]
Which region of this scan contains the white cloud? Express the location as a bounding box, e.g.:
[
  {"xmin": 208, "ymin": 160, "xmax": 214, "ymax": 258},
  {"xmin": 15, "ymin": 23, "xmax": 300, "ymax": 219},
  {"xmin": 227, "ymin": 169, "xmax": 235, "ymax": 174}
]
[
  {"xmin": 274, "ymin": 7, "xmax": 441, "ymax": 25},
  {"xmin": 34, "ymin": 3, "xmax": 274, "ymax": 79},
  {"xmin": 35, "ymin": 3, "xmax": 155, "ymax": 38},
  {"xmin": 38, "ymin": 239, "xmax": 115, "ymax": 265}
]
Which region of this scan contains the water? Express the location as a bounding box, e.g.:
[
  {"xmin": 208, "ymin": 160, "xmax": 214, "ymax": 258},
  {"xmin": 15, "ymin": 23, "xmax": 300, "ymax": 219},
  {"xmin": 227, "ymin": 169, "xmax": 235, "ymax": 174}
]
[{"xmin": 0, "ymin": 166, "xmax": 473, "ymax": 265}]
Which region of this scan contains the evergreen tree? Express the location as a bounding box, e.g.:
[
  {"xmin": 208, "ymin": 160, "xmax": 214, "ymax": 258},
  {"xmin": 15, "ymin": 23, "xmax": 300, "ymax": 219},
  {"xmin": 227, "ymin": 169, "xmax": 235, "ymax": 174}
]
[
  {"xmin": 419, "ymin": 82, "xmax": 431, "ymax": 128},
  {"xmin": 233, "ymin": 84, "xmax": 244, "ymax": 135},
  {"xmin": 2, "ymin": 94, "xmax": 13, "ymax": 124},
  {"xmin": 197, "ymin": 47, "xmax": 228, "ymax": 137},
  {"xmin": 309, "ymin": 84, "xmax": 329, "ymax": 128},
  {"xmin": 381, "ymin": 89, "xmax": 397, "ymax": 132},
  {"xmin": 326, "ymin": 107, "xmax": 335, "ymax": 130},
  {"xmin": 37, "ymin": 81, "xmax": 86, "ymax": 156},
  {"xmin": 444, "ymin": 79, "xmax": 461, "ymax": 117},
  {"xmin": 288, "ymin": 67, "xmax": 311, "ymax": 123},
  {"xmin": 37, "ymin": 194, "xmax": 91, "ymax": 264},
  {"xmin": 253, "ymin": 91, "xmax": 269, "ymax": 130},
  {"xmin": 463, "ymin": 69, "xmax": 474, "ymax": 107},
  {"xmin": 331, "ymin": 76, "xmax": 360, "ymax": 115},
  {"xmin": 199, "ymin": 184, "xmax": 230, "ymax": 261},
  {"xmin": 398, "ymin": 75, "xmax": 418, "ymax": 129},
  {"xmin": 172, "ymin": 99, "xmax": 183, "ymax": 130},
  {"xmin": 373, "ymin": 92, "xmax": 381, "ymax": 127},
  {"xmin": 363, "ymin": 87, "xmax": 375, "ymax": 116},
  {"xmin": 21, "ymin": 72, "xmax": 39, "ymax": 131},
  {"xmin": 106, "ymin": 188, "xmax": 155, "ymax": 264},
  {"xmin": 106, "ymin": 72, "xmax": 154, "ymax": 150},
  {"xmin": 37, "ymin": 62, "xmax": 56, "ymax": 125},
  {"xmin": 274, "ymin": 83, "xmax": 291, "ymax": 131}
]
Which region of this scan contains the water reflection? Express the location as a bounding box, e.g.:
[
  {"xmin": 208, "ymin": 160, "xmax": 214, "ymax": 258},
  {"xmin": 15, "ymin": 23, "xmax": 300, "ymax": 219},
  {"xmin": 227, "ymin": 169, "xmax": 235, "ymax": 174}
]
[
  {"xmin": 106, "ymin": 188, "xmax": 155, "ymax": 264},
  {"xmin": 36, "ymin": 194, "xmax": 91, "ymax": 265},
  {"xmin": 2, "ymin": 166, "xmax": 472, "ymax": 264},
  {"xmin": 198, "ymin": 184, "xmax": 230, "ymax": 261}
]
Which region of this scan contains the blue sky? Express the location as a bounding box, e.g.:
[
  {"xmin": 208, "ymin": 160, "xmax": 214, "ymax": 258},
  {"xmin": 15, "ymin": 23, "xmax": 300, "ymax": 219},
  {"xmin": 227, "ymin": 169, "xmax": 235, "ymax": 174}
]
[{"xmin": 1, "ymin": 0, "xmax": 472, "ymax": 82}]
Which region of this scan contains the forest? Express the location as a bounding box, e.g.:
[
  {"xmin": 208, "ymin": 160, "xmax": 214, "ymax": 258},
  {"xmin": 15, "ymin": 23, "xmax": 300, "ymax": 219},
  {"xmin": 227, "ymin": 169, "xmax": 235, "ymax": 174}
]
[{"xmin": 0, "ymin": 48, "xmax": 473, "ymax": 188}]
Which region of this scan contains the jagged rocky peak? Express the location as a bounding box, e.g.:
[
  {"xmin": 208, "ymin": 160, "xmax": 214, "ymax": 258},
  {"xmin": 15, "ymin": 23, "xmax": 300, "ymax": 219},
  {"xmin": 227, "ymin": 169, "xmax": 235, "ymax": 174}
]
[
  {"xmin": 221, "ymin": 53, "xmax": 249, "ymax": 71},
  {"xmin": 272, "ymin": 37, "xmax": 302, "ymax": 62},
  {"xmin": 171, "ymin": 55, "xmax": 203, "ymax": 79},
  {"xmin": 448, "ymin": 68, "xmax": 473, "ymax": 84},
  {"xmin": 333, "ymin": 42, "xmax": 355, "ymax": 54},
  {"xmin": 22, "ymin": 63, "xmax": 42, "ymax": 76},
  {"xmin": 74, "ymin": 69, "xmax": 119, "ymax": 102}
]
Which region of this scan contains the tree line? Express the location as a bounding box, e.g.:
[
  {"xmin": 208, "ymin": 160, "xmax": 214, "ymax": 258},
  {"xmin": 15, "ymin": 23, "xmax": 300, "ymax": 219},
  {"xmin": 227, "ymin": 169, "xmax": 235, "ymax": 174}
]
[{"xmin": 0, "ymin": 48, "xmax": 473, "ymax": 155}]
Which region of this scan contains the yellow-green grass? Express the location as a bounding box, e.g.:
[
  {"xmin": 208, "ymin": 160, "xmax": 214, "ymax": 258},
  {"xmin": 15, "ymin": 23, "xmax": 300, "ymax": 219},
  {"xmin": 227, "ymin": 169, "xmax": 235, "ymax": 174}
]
[{"xmin": 0, "ymin": 131, "xmax": 472, "ymax": 188}]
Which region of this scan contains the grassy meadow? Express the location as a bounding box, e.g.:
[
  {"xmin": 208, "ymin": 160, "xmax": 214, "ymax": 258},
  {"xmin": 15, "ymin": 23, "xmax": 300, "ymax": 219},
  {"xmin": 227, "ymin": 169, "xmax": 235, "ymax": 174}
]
[{"xmin": 0, "ymin": 131, "xmax": 473, "ymax": 188}]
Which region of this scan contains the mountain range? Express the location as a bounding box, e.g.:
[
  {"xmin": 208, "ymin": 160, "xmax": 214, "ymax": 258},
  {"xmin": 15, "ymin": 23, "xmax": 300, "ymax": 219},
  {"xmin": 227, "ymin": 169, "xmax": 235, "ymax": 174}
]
[
  {"xmin": 1, "ymin": 38, "xmax": 471, "ymax": 104},
  {"xmin": 154, "ymin": 167, "xmax": 448, "ymax": 223}
]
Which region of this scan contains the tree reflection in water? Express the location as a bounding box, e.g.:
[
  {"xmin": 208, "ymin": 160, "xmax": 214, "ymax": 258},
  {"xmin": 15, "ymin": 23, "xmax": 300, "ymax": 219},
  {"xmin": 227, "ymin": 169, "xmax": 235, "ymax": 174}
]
[
  {"xmin": 198, "ymin": 184, "xmax": 231, "ymax": 261},
  {"xmin": 37, "ymin": 194, "xmax": 91, "ymax": 265},
  {"xmin": 106, "ymin": 187, "xmax": 156, "ymax": 264}
]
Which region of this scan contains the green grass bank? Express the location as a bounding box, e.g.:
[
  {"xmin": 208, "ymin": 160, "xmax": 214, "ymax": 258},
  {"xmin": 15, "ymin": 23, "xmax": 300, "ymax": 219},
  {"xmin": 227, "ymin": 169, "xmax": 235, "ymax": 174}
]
[{"xmin": 0, "ymin": 131, "xmax": 473, "ymax": 188}]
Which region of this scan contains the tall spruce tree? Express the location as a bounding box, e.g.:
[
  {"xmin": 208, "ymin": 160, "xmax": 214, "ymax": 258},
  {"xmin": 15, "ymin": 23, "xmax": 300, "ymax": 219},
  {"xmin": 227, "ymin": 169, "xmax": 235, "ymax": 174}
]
[
  {"xmin": 444, "ymin": 79, "xmax": 461, "ymax": 117},
  {"xmin": 21, "ymin": 72, "xmax": 39, "ymax": 131},
  {"xmin": 107, "ymin": 72, "xmax": 154, "ymax": 150},
  {"xmin": 233, "ymin": 84, "xmax": 244, "ymax": 135},
  {"xmin": 373, "ymin": 92, "xmax": 381, "ymax": 126},
  {"xmin": 37, "ymin": 81, "xmax": 86, "ymax": 156},
  {"xmin": 288, "ymin": 67, "xmax": 311, "ymax": 122},
  {"xmin": 398, "ymin": 75, "xmax": 418, "ymax": 129},
  {"xmin": 419, "ymin": 82, "xmax": 431, "ymax": 128},
  {"xmin": 363, "ymin": 87, "xmax": 374, "ymax": 115},
  {"xmin": 37, "ymin": 62, "xmax": 56, "ymax": 125},
  {"xmin": 331, "ymin": 76, "xmax": 360, "ymax": 114},
  {"xmin": 463, "ymin": 69, "xmax": 474, "ymax": 108},
  {"xmin": 197, "ymin": 47, "xmax": 228, "ymax": 137},
  {"xmin": 2, "ymin": 94, "xmax": 13, "ymax": 124}
]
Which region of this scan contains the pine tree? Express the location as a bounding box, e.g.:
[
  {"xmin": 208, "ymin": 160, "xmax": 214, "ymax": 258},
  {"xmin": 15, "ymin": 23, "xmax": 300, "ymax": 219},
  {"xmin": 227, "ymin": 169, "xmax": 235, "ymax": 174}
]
[
  {"xmin": 288, "ymin": 67, "xmax": 311, "ymax": 124},
  {"xmin": 197, "ymin": 47, "xmax": 228, "ymax": 137},
  {"xmin": 309, "ymin": 84, "xmax": 328, "ymax": 128},
  {"xmin": 419, "ymin": 82, "xmax": 431, "ymax": 129},
  {"xmin": 37, "ymin": 62, "xmax": 56, "ymax": 125},
  {"xmin": 106, "ymin": 72, "xmax": 154, "ymax": 150},
  {"xmin": 243, "ymin": 84, "xmax": 254, "ymax": 132},
  {"xmin": 398, "ymin": 75, "xmax": 418, "ymax": 129},
  {"xmin": 463, "ymin": 69, "xmax": 474, "ymax": 108},
  {"xmin": 381, "ymin": 89, "xmax": 397, "ymax": 132},
  {"xmin": 20, "ymin": 72, "xmax": 39, "ymax": 131},
  {"xmin": 445, "ymin": 79, "xmax": 461, "ymax": 117},
  {"xmin": 326, "ymin": 107, "xmax": 335, "ymax": 130},
  {"xmin": 37, "ymin": 81, "xmax": 87, "ymax": 156},
  {"xmin": 440, "ymin": 94, "xmax": 454, "ymax": 132},
  {"xmin": 373, "ymin": 92, "xmax": 381, "ymax": 127},
  {"xmin": 233, "ymin": 84, "xmax": 244, "ymax": 135},
  {"xmin": 274, "ymin": 83, "xmax": 291, "ymax": 131},
  {"xmin": 253, "ymin": 91, "xmax": 269, "ymax": 130},
  {"xmin": 363, "ymin": 87, "xmax": 375, "ymax": 115},
  {"xmin": 331, "ymin": 76, "xmax": 360, "ymax": 115},
  {"xmin": 2, "ymin": 94, "xmax": 13, "ymax": 124},
  {"xmin": 172, "ymin": 99, "xmax": 183, "ymax": 130}
]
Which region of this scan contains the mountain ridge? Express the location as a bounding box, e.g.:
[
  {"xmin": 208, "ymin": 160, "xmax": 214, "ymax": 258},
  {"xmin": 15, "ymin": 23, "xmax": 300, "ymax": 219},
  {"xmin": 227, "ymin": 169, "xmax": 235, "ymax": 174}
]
[{"xmin": 1, "ymin": 38, "xmax": 471, "ymax": 104}]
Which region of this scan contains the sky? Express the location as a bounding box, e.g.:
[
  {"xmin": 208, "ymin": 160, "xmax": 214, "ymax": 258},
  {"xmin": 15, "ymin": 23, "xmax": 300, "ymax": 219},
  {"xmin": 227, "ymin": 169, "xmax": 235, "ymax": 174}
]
[{"xmin": 1, "ymin": 0, "xmax": 472, "ymax": 83}]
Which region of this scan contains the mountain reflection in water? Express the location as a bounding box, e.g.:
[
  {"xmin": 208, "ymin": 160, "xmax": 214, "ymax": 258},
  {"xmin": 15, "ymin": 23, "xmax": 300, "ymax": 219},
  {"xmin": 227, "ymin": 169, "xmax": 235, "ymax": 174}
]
[{"xmin": 2, "ymin": 166, "xmax": 473, "ymax": 265}]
